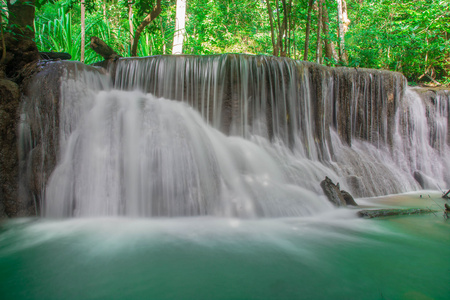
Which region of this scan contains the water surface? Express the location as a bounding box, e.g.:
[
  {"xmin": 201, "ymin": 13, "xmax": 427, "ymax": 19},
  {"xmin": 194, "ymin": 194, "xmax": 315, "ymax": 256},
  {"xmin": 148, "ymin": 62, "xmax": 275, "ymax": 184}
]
[{"xmin": 1, "ymin": 193, "xmax": 449, "ymax": 300}]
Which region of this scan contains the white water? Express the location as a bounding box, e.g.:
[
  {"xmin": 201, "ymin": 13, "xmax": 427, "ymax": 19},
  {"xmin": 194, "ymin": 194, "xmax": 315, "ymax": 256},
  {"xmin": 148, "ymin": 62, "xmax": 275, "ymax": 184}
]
[
  {"xmin": 45, "ymin": 89, "xmax": 332, "ymax": 217},
  {"xmin": 19, "ymin": 56, "xmax": 450, "ymax": 218}
]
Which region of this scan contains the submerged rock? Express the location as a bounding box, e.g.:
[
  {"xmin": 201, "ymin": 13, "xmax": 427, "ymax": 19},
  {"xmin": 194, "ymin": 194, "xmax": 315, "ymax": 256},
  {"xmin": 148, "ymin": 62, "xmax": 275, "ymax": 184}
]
[{"xmin": 358, "ymin": 208, "xmax": 437, "ymax": 219}]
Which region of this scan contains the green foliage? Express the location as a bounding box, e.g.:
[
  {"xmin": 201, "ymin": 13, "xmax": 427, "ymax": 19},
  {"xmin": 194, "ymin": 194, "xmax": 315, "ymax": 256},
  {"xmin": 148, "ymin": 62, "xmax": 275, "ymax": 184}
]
[
  {"xmin": 31, "ymin": 0, "xmax": 449, "ymax": 83},
  {"xmin": 346, "ymin": 0, "xmax": 450, "ymax": 83},
  {"xmin": 184, "ymin": 0, "xmax": 273, "ymax": 55},
  {"xmin": 35, "ymin": 8, "xmax": 78, "ymax": 58}
]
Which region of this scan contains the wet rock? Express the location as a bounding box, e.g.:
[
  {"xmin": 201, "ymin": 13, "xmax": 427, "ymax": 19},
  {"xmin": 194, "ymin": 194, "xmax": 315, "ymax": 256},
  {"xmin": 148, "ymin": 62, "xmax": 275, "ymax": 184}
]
[
  {"xmin": 413, "ymin": 171, "xmax": 425, "ymax": 188},
  {"xmin": 320, "ymin": 177, "xmax": 358, "ymax": 207},
  {"xmin": 358, "ymin": 208, "xmax": 437, "ymax": 219},
  {"xmin": 1, "ymin": 35, "xmax": 39, "ymax": 80},
  {"xmin": 413, "ymin": 87, "xmax": 450, "ymax": 150},
  {"xmin": 0, "ymin": 79, "xmax": 20, "ymax": 217},
  {"xmin": 320, "ymin": 177, "xmax": 346, "ymax": 207},
  {"xmin": 341, "ymin": 190, "xmax": 358, "ymax": 206}
]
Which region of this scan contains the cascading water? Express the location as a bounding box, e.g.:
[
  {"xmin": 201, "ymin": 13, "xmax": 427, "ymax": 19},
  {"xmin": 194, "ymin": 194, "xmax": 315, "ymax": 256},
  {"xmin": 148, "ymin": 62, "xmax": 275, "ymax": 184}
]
[
  {"xmin": 45, "ymin": 89, "xmax": 328, "ymax": 217},
  {"xmin": 19, "ymin": 55, "xmax": 450, "ymax": 218}
]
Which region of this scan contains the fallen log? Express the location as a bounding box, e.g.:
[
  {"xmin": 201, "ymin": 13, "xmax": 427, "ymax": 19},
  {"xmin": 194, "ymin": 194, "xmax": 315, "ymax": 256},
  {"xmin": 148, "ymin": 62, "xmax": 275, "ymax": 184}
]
[
  {"xmin": 358, "ymin": 208, "xmax": 438, "ymax": 219},
  {"xmin": 39, "ymin": 52, "xmax": 71, "ymax": 60},
  {"xmin": 90, "ymin": 36, "xmax": 121, "ymax": 61}
]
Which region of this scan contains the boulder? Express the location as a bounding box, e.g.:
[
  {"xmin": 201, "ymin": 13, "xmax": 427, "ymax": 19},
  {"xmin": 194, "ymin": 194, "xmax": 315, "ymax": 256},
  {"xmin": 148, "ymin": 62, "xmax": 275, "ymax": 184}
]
[
  {"xmin": 320, "ymin": 177, "xmax": 346, "ymax": 207},
  {"xmin": 320, "ymin": 177, "xmax": 358, "ymax": 207}
]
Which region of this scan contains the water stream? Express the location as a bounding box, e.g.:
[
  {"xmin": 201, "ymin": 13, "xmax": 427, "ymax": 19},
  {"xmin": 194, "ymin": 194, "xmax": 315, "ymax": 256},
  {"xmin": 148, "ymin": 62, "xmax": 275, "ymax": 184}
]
[{"xmin": 3, "ymin": 55, "xmax": 449, "ymax": 299}]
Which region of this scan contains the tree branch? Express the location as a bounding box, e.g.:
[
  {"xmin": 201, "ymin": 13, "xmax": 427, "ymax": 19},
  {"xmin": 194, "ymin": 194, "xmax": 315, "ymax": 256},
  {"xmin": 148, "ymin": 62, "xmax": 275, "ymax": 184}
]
[
  {"xmin": 90, "ymin": 36, "xmax": 121, "ymax": 60},
  {"xmin": 131, "ymin": 0, "xmax": 162, "ymax": 57}
]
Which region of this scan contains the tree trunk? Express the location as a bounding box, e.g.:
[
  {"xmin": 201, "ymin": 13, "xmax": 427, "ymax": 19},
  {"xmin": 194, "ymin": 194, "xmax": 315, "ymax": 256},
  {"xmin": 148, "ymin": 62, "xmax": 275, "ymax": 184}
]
[
  {"xmin": 336, "ymin": 0, "xmax": 348, "ymax": 64},
  {"xmin": 342, "ymin": 0, "xmax": 350, "ymax": 33},
  {"xmin": 3, "ymin": 0, "xmax": 39, "ymax": 77},
  {"xmin": 281, "ymin": 0, "xmax": 288, "ymax": 55},
  {"xmin": 316, "ymin": 0, "xmax": 323, "ymax": 63},
  {"xmin": 265, "ymin": 0, "xmax": 278, "ymax": 56},
  {"xmin": 321, "ymin": 1, "xmax": 338, "ymax": 64},
  {"xmin": 160, "ymin": 18, "xmax": 166, "ymax": 54},
  {"xmin": 7, "ymin": 0, "xmax": 35, "ymax": 40},
  {"xmin": 81, "ymin": 0, "xmax": 85, "ymax": 62},
  {"xmin": 275, "ymin": 0, "xmax": 284, "ymax": 56},
  {"xmin": 128, "ymin": 1, "xmax": 133, "ymax": 45},
  {"xmin": 172, "ymin": 0, "xmax": 186, "ymax": 54},
  {"xmin": 103, "ymin": 0, "xmax": 106, "ymax": 21},
  {"xmin": 293, "ymin": 25, "xmax": 296, "ymax": 59},
  {"xmin": 131, "ymin": 0, "xmax": 162, "ymax": 57},
  {"xmin": 0, "ymin": 13, "xmax": 6, "ymax": 65},
  {"xmin": 303, "ymin": 0, "xmax": 315, "ymax": 61},
  {"xmin": 265, "ymin": 0, "xmax": 290, "ymax": 57},
  {"xmin": 287, "ymin": 0, "xmax": 293, "ymax": 57}
]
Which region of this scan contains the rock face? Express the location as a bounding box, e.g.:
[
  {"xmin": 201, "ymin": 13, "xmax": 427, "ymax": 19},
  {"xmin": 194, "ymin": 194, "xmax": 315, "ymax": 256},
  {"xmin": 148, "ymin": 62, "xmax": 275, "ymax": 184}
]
[
  {"xmin": 17, "ymin": 62, "xmax": 65, "ymax": 217},
  {"xmin": 414, "ymin": 88, "xmax": 450, "ymax": 152},
  {"xmin": 0, "ymin": 79, "xmax": 22, "ymax": 217},
  {"xmin": 17, "ymin": 62, "xmax": 108, "ymax": 217}
]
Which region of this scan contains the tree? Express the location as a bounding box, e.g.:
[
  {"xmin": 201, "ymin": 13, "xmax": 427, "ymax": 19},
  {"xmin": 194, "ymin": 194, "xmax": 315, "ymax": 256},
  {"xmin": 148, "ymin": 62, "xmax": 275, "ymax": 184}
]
[
  {"xmin": 81, "ymin": 0, "xmax": 85, "ymax": 62},
  {"xmin": 131, "ymin": 0, "xmax": 162, "ymax": 57},
  {"xmin": 7, "ymin": 0, "xmax": 35, "ymax": 39},
  {"xmin": 336, "ymin": 0, "xmax": 348, "ymax": 64},
  {"xmin": 315, "ymin": 0, "xmax": 323, "ymax": 63},
  {"xmin": 265, "ymin": 0, "xmax": 292, "ymax": 57},
  {"xmin": 1, "ymin": 0, "xmax": 39, "ymax": 77},
  {"xmin": 128, "ymin": 0, "xmax": 133, "ymax": 46},
  {"xmin": 346, "ymin": 0, "xmax": 449, "ymax": 83},
  {"xmin": 303, "ymin": 0, "xmax": 315, "ymax": 60},
  {"xmin": 321, "ymin": 0, "xmax": 338, "ymax": 64},
  {"xmin": 172, "ymin": 0, "xmax": 186, "ymax": 54}
]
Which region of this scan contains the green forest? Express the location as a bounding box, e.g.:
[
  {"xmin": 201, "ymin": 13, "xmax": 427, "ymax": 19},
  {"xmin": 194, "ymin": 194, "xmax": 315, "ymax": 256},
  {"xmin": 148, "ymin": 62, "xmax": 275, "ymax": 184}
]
[{"xmin": 2, "ymin": 0, "xmax": 450, "ymax": 85}]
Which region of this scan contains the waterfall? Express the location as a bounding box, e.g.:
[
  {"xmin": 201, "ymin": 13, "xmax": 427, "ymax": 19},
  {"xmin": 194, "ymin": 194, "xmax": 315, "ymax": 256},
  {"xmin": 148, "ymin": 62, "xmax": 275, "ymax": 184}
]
[{"xmin": 19, "ymin": 55, "xmax": 450, "ymax": 218}]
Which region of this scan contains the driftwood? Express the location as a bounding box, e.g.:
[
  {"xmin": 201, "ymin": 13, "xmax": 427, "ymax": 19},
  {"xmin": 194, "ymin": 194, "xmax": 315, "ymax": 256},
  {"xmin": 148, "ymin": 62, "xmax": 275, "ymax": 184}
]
[
  {"xmin": 39, "ymin": 52, "xmax": 71, "ymax": 60},
  {"xmin": 358, "ymin": 208, "xmax": 437, "ymax": 219},
  {"xmin": 442, "ymin": 189, "xmax": 450, "ymax": 199},
  {"xmin": 90, "ymin": 36, "xmax": 121, "ymax": 61}
]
